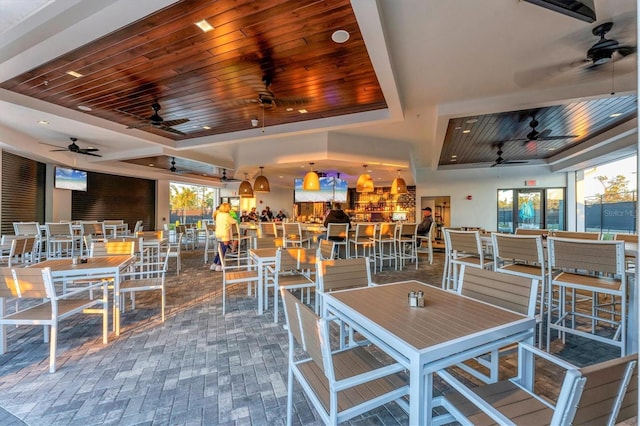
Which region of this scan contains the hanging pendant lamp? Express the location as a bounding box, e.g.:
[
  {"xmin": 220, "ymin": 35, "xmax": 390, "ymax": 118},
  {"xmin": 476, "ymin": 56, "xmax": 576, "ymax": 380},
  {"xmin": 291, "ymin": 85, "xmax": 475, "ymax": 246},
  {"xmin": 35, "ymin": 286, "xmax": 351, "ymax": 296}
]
[
  {"xmin": 356, "ymin": 164, "xmax": 374, "ymax": 193},
  {"xmin": 239, "ymin": 173, "xmax": 254, "ymax": 198},
  {"xmin": 254, "ymin": 166, "xmax": 270, "ymax": 192},
  {"xmin": 302, "ymin": 162, "xmax": 320, "ymax": 190},
  {"xmin": 391, "ymin": 169, "xmax": 407, "ymax": 194}
]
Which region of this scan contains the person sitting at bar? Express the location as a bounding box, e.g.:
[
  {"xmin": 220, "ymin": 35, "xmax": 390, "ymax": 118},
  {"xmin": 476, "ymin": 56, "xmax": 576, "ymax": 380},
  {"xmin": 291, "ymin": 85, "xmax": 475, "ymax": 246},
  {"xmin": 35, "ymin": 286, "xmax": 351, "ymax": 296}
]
[
  {"xmin": 275, "ymin": 210, "xmax": 287, "ymax": 221},
  {"xmin": 247, "ymin": 207, "xmax": 259, "ymax": 222}
]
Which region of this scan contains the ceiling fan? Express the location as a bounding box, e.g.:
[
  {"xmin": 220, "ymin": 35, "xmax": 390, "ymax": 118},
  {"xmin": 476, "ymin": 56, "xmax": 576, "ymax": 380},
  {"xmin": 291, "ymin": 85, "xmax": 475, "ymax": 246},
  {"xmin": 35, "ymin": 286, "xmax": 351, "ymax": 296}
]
[
  {"xmin": 219, "ymin": 169, "xmax": 242, "ymax": 182},
  {"xmin": 50, "ymin": 137, "xmax": 102, "ymax": 157},
  {"xmin": 232, "ymin": 76, "xmax": 312, "ymax": 109},
  {"xmin": 168, "ymin": 157, "xmax": 189, "ymax": 174},
  {"xmin": 514, "ymin": 21, "xmax": 637, "ymax": 86},
  {"xmin": 122, "ymin": 102, "xmax": 190, "ymax": 136},
  {"xmin": 491, "ymin": 143, "xmax": 528, "ymax": 168},
  {"xmin": 497, "ymin": 117, "xmax": 577, "ymax": 146}
]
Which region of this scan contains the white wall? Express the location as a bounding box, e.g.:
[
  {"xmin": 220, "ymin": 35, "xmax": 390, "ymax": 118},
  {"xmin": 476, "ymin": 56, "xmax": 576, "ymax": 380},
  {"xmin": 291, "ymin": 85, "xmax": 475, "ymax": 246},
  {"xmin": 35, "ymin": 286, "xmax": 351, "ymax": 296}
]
[
  {"xmin": 156, "ymin": 179, "xmax": 171, "ymax": 230},
  {"xmin": 416, "ymin": 165, "xmax": 567, "ymax": 230}
]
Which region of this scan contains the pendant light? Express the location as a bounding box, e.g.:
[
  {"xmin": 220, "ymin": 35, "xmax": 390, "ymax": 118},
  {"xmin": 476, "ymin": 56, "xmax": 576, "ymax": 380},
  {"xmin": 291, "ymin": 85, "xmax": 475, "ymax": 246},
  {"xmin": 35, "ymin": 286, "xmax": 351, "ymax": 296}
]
[
  {"xmin": 302, "ymin": 162, "xmax": 320, "ymax": 190},
  {"xmin": 356, "ymin": 164, "xmax": 374, "ymax": 193},
  {"xmin": 391, "ymin": 169, "xmax": 407, "ymax": 194},
  {"xmin": 239, "ymin": 173, "xmax": 254, "ymax": 198},
  {"xmin": 253, "ymin": 166, "xmax": 270, "ymax": 192}
]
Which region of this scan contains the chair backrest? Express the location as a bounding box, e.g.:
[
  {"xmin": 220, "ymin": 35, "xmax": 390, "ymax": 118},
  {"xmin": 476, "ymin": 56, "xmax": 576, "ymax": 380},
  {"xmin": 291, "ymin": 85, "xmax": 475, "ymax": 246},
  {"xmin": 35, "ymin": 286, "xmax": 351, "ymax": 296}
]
[
  {"xmin": 318, "ymin": 239, "xmax": 336, "ymax": 260},
  {"xmin": 280, "ymin": 288, "xmax": 327, "ymax": 373},
  {"xmin": 0, "ymin": 267, "xmax": 53, "ymax": 300},
  {"xmin": 113, "ymin": 237, "xmax": 144, "ymax": 254},
  {"xmin": 282, "ymin": 223, "xmax": 302, "ymax": 239},
  {"xmin": 377, "ymin": 222, "xmax": 396, "ymax": 239},
  {"xmin": 90, "ymin": 241, "xmax": 134, "ymax": 257},
  {"xmin": 255, "ymin": 237, "xmax": 282, "ymax": 249},
  {"xmin": 571, "ymin": 354, "xmax": 638, "ymax": 425},
  {"xmin": 276, "ymin": 248, "xmax": 316, "ymax": 272},
  {"xmin": 259, "ymin": 222, "xmax": 277, "ymax": 238},
  {"xmin": 398, "ymin": 222, "xmax": 417, "ymax": 238},
  {"xmin": 326, "ymin": 223, "xmax": 349, "ymax": 240},
  {"xmin": 104, "ymin": 220, "xmax": 124, "ymax": 225},
  {"xmin": 354, "ymin": 223, "xmax": 376, "ymax": 239},
  {"xmin": 458, "ymin": 265, "xmax": 538, "ymax": 316},
  {"xmin": 133, "ymin": 220, "xmax": 143, "ymax": 234},
  {"xmin": 137, "ymin": 230, "xmax": 163, "ymax": 239},
  {"xmin": 46, "ymin": 222, "xmax": 72, "ymax": 237},
  {"xmin": 514, "ymin": 228, "xmax": 549, "ymax": 236},
  {"xmin": 547, "ymin": 237, "xmax": 625, "ymax": 277},
  {"xmin": 554, "ymin": 230, "xmax": 600, "ymax": 240},
  {"xmin": 614, "ymin": 233, "xmax": 638, "ymax": 243},
  {"xmin": 81, "ymin": 221, "xmax": 105, "ymax": 237},
  {"xmin": 13, "ymin": 222, "xmax": 40, "ymax": 236},
  {"xmin": 492, "ymin": 233, "xmax": 544, "ymax": 272},
  {"xmin": 317, "ymin": 257, "xmax": 372, "ymax": 293},
  {"xmin": 447, "ymin": 229, "xmax": 482, "ymax": 258}
]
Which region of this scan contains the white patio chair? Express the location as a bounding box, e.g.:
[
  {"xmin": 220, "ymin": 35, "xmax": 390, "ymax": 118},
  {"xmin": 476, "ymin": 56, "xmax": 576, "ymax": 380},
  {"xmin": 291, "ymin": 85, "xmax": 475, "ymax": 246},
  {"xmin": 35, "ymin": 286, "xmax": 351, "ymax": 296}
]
[{"xmin": 218, "ymin": 244, "xmax": 260, "ymax": 315}]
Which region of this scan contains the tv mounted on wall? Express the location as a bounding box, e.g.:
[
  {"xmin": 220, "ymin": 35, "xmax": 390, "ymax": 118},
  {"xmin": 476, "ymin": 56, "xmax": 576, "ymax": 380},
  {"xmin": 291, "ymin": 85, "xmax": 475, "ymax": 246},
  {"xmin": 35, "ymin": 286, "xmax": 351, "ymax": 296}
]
[
  {"xmin": 294, "ymin": 176, "xmax": 347, "ymax": 203},
  {"xmin": 55, "ymin": 167, "xmax": 87, "ymax": 191}
]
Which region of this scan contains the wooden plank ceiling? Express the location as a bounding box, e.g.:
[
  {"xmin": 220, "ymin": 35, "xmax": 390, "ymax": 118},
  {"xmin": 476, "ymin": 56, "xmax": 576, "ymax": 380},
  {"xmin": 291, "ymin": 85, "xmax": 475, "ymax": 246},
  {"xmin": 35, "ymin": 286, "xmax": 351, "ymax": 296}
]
[
  {"xmin": 439, "ymin": 95, "xmax": 637, "ymax": 168},
  {"xmin": 0, "ymin": 0, "xmax": 385, "ymax": 139}
]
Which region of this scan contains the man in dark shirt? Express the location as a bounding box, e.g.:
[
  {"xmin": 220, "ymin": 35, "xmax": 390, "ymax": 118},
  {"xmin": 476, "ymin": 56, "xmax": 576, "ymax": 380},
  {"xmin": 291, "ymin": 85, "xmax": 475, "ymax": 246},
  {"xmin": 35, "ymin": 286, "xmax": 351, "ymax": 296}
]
[
  {"xmin": 417, "ymin": 207, "xmax": 433, "ymax": 236},
  {"xmin": 323, "ymin": 203, "xmax": 351, "ymax": 229}
]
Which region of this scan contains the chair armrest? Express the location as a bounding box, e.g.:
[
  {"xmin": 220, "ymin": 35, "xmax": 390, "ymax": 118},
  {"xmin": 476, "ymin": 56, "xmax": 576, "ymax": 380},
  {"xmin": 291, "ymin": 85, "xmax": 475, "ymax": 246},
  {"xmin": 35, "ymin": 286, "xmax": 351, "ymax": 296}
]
[
  {"xmin": 516, "ymin": 342, "xmax": 577, "ymax": 370},
  {"xmin": 333, "ymin": 358, "xmax": 406, "ymax": 392}
]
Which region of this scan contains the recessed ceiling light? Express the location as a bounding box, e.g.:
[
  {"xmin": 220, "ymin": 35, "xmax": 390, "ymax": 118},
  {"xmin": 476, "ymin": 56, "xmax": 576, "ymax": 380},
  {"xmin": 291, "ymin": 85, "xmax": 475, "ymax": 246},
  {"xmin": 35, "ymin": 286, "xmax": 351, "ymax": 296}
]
[
  {"xmin": 286, "ymin": 107, "xmax": 293, "ymax": 112},
  {"xmin": 202, "ymin": 125, "xmax": 211, "ymax": 130},
  {"xmin": 66, "ymin": 70, "xmax": 83, "ymax": 78},
  {"xmin": 331, "ymin": 29, "xmax": 350, "ymax": 43},
  {"xmin": 451, "ymin": 158, "xmax": 457, "ymax": 162},
  {"xmin": 454, "ymin": 126, "xmax": 462, "ymax": 130},
  {"xmin": 548, "ymin": 147, "xmax": 556, "ymax": 151},
  {"xmin": 298, "ymin": 109, "xmax": 308, "ymax": 114},
  {"xmin": 38, "ymin": 120, "xmax": 49, "ymax": 125},
  {"xmin": 77, "ymin": 105, "xmax": 92, "ymax": 111},
  {"xmin": 465, "ymin": 119, "xmax": 478, "ymax": 124},
  {"xmin": 462, "ymin": 129, "xmax": 471, "ymax": 134},
  {"xmin": 149, "ymin": 163, "xmax": 154, "ymax": 167},
  {"xmin": 451, "ymin": 154, "xmax": 457, "ymax": 158},
  {"xmin": 195, "ymin": 19, "xmax": 214, "ymax": 32},
  {"xmin": 279, "ymin": 175, "xmax": 284, "ymax": 179},
  {"xmin": 610, "ymin": 112, "xmax": 622, "ymax": 117}
]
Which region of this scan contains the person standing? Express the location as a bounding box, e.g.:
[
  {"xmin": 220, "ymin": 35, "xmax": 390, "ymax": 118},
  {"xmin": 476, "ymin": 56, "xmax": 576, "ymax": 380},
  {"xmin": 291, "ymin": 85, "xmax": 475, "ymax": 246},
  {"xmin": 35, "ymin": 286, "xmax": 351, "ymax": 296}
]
[
  {"xmin": 417, "ymin": 207, "xmax": 433, "ymax": 236},
  {"xmin": 211, "ymin": 203, "xmax": 234, "ymax": 271}
]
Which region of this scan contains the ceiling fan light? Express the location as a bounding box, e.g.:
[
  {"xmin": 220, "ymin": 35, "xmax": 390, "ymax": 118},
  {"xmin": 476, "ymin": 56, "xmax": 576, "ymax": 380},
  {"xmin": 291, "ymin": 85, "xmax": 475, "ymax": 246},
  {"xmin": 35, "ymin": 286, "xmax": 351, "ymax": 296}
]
[
  {"xmin": 391, "ymin": 177, "xmax": 407, "ymax": 194},
  {"xmin": 254, "ymin": 166, "xmax": 270, "ymax": 192}
]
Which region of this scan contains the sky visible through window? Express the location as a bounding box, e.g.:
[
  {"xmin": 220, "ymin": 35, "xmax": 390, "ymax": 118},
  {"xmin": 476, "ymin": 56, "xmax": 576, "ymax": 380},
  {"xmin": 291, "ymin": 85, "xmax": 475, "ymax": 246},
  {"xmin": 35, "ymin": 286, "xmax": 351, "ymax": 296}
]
[{"xmin": 583, "ymin": 156, "xmax": 637, "ymax": 197}]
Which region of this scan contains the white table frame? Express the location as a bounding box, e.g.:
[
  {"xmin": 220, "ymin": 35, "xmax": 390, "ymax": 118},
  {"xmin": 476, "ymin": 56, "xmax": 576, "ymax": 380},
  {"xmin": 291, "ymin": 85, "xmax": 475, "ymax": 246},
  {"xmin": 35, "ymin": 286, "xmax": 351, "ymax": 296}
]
[
  {"xmin": 249, "ymin": 248, "xmax": 278, "ymax": 315},
  {"xmin": 323, "ymin": 280, "xmax": 536, "ymax": 424},
  {"xmin": 31, "ymin": 255, "xmax": 135, "ymax": 336}
]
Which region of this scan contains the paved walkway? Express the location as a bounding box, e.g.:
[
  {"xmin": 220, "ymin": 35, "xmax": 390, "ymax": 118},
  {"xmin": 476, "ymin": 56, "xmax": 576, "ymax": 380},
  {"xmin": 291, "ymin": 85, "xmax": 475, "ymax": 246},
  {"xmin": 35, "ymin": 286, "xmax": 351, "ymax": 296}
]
[{"xmin": 0, "ymin": 247, "xmax": 632, "ymax": 425}]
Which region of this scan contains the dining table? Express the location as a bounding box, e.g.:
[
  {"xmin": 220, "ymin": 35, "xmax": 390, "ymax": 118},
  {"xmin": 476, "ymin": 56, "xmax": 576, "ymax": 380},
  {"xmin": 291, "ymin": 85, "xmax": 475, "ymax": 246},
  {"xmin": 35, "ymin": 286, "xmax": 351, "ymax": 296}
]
[
  {"xmin": 248, "ymin": 247, "xmax": 279, "ymax": 315},
  {"xmin": 30, "ymin": 255, "xmax": 136, "ymax": 336},
  {"xmin": 323, "ymin": 280, "xmax": 536, "ymax": 424}
]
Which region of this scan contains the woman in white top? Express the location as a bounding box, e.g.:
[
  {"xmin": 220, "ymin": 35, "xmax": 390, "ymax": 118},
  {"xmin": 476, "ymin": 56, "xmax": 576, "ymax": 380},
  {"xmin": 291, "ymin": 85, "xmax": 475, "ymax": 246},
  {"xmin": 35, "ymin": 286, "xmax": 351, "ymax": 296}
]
[{"xmin": 211, "ymin": 202, "xmax": 234, "ymax": 271}]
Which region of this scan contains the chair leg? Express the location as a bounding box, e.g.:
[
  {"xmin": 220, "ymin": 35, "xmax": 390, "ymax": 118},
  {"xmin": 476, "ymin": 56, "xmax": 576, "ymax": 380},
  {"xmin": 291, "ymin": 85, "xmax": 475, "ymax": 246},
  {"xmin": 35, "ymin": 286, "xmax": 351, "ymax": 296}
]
[{"xmin": 49, "ymin": 322, "xmax": 57, "ymax": 373}]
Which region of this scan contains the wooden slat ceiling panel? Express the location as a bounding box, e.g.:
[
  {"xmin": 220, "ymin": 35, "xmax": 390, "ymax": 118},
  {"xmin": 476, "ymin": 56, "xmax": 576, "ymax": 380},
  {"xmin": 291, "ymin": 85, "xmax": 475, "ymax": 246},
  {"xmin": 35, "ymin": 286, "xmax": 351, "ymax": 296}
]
[
  {"xmin": 439, "ymin": 96, "xmax": 637, "ymax": 167},
  {"xmin": 0, "ymin": 0, "xmax": 385, "ymax": 140}
]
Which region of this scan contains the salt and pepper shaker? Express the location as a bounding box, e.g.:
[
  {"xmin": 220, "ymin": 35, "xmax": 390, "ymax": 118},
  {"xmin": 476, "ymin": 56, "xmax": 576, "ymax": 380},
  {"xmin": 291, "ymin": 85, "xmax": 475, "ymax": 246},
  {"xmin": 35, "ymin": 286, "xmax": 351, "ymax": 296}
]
[{"xmin": 408, "ymin": 290, "xmax": 425, "ymax": 307}]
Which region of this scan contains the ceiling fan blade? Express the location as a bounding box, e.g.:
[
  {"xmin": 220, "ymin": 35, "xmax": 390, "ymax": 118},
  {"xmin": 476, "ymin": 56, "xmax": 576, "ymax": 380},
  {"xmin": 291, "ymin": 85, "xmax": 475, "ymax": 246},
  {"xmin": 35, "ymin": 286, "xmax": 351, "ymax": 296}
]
[
  {"xmin": 274, "ymin": 96, "xmax": 312, "ymax": 108},
  {"xmin": 503, "ymin": 160, "xmax": 529, "ymax": 164},
  {"xmin": 126, "ymin": 122, "xmax": 152, "ymax": 130},
  {"xmin": 537, "ymin": 135, "xmax": 578, "ymax": 141},
  {"xmin": 81, "ymin": 151, "xmax": 103, "ymax": 157},
  {"xmin": 159, "ymin": 126, "xmax": 187, "ymax": 136},
  {"xmin": 50, "ymin": 148, "xmax": 69, "ymax": 152},
  {"xmin": 162, "ymin": 118, "xmax": 190, "ymax": 127}
]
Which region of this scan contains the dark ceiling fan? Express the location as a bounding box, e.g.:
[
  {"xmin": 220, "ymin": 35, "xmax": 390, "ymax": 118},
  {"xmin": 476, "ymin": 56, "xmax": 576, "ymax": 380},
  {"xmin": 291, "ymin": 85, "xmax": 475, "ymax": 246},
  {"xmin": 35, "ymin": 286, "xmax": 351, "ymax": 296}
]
[
  {"xmin": 219, "ymin": 169, "xmax": 242, "ymax": 182},
  {"xmin": 168, "ymin": 157, "xmax": 189, "ymax": 174},
  {"xmin": 491, "ymin": 143, "xmax": 528, "ymax": 168},
  {"xmin": 497, "ymin": 117, "xmax": 577, "ymax": 146},
  {"xmin": 50, "ymin": 137, "xmax": 102, "ymax": 157},
  {"xmin": 122, "ymin": 101, "xmax": 190, "ymax": 136},
  {"xmin": 230, "ymin": 76, "xmax": 312, "ymax": 109},
  {"xmin": 514, "ymin": 21, "xmax": 637, "ymax": 86}
]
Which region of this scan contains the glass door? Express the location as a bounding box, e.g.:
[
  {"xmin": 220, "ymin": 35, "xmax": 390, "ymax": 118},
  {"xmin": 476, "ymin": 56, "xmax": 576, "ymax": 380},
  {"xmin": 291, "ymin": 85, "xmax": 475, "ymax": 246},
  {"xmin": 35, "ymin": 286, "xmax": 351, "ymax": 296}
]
[
  {"xmin": 498, "ymin": 188, "xmax": 562, "ymax": 233},
  {"xmin": 517, "ymin": 190, "xmax": 543, "ymax": 230}
]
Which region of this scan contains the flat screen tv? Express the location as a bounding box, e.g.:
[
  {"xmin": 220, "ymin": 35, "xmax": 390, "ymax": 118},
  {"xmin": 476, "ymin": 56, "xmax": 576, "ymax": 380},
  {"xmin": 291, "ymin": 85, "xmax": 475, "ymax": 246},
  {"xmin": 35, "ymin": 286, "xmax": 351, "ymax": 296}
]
[
  {"xmin": 55, "ymin": 167, "xmax": 87, "ymax": 191},
  {"xmin": 294, "ymin": 176, "xmax": 347, "ymax": 203}
]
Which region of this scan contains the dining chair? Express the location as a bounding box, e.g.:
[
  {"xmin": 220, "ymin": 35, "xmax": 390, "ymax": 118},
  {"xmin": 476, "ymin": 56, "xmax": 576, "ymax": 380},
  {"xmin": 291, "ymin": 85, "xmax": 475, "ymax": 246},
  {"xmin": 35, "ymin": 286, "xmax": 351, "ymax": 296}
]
[
  {"xmin": 372, "ymin": 222, "xmax": 396, "ymax": 271},
  {"xmin": 317, "ymin": 239, "xmax": 336, "ymax": 261},
  {"xmin": 348, "ymin": 223, "xmax": 377, "ymax": 272},
  {"xmin": 492, "ymin": 232, "xmax": 546, "ymax": 348},
  {"xmin": 280, "ymin": 288, "xmax": 409, "ymax": 426},
  {"xmin": 226, "ymin": 222, "xmax": 253, "ymax": 265},
  {"xmin": 80, "ymin": 221, "xmax": 106, "ymax": 256},
  {"xmin": 259, "ymin": 222, "xmax": 277, "ymax": 238},
  {"xmin": 203, "ymin": 225, "xmax": 217, "ymax": 264},
  {"xmin": 89, "ymin": 240, "xmax": 135, "ymax": 257},
  {"xmin": 0, "ymin": 237, "xmax": 20, "ymax": 267},
  {"xmin": 395, "ymin": 222, "xmax": 418, "ymax": 270},
  {"xmin": 547, "ymin": 237, "xmax": 626, "ymax": 355},
  {"xmin": 119, "ymin": 246, "xmax": 170, "ymax": 322},
  {"xmin": 0, "ymin": 267, "xmax": 109, "ymax": 373},
  {"xmin": 218, "ymin": 244, "xmax": 260, "ymax": 315},
  {"xmin": 435, "ymin": 342, "xmax": 637, "ymax": 426},
  {"xmin": 45, "ymin": 222, "xmax": 76, "ymax": 258},
  {"xmin": 269, "ymin": 247, "xmax": 316, "ymax": 323},
  {"xmin": 13, "ymin": 221, "xmax": 43, "ymax": 260},
  {"xmin": 325, "ymin": 223, "xmax": 349, "ymax": 259},
  {"xmin": 416, "ymin": 220, "xmax": 436, "ymax": 265},
  {"xmin": 445, "ymin": 229, "xmax": 493, "ymax": 291},
  {"xmin": 455, "ymin": 264, "xmax": 539, "ymax": 384},
  {"xmin": 614, "ymin": 233, "xmax": 637, "ymax": 275},
  {"xmin": 160, "ymin": 232, "xmax": 182, "ymax": 275},
  {"xmin": 282, "ymin": 223, "xmax": 311, "ymax": 248}
]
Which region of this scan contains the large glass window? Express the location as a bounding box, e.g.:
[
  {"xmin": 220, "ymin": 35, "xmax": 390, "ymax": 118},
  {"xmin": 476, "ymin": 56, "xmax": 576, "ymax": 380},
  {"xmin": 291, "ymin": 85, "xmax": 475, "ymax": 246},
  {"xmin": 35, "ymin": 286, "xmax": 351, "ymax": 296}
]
[
  {"xmin": 497, "ymin": 188, "xmax": 565, "ymax": 233},
  {"xmin": 170, "ymin": 183, "xmax": 218, "ymax": 225},
  {"xmin": 583, "ymin": 156, "xmax": 637, "ymax": 236}
]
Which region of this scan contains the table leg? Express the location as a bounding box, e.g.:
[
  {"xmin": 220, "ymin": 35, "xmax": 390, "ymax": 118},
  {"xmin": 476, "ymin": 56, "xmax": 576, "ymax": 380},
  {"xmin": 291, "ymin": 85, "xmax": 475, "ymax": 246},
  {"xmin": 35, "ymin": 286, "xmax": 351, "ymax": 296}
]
[
  {"xmin": 256, "ymin": 258, "xmax": 263, "ymax": 315},
  {"xmin": 409, "ymin": 358, "xmax": 425, "ymax": 424},
  {"xmin": 114, "ymin": 269, "xmax": 120, "ymax": 336}
]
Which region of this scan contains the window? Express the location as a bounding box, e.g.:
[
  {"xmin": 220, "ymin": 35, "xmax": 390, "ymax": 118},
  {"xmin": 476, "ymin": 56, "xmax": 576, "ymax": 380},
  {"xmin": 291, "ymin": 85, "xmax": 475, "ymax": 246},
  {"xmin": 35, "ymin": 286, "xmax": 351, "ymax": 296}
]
[
  {"xmin": 497, "ymin": 188, "xmax": 565, "ymax": 233},
  {"xmin": 170, "ymin": 183, "xmax": 218, "ymax": 225}
]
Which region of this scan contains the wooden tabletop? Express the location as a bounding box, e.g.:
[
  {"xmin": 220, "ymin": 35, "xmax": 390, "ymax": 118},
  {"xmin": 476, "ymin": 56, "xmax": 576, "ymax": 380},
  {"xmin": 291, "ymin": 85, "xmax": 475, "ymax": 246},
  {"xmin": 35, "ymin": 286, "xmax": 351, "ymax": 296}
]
[
  {"xmin": 32, "ymin": 255, "xmax": 135, "ymax": 273},
  {"xmin": 328, "ymin": 280, "xmax": 529, "ymax": 350}
]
